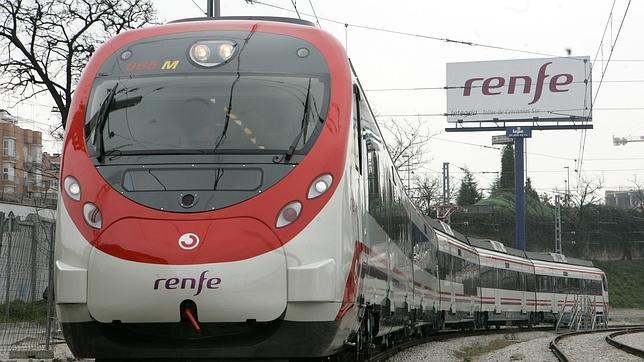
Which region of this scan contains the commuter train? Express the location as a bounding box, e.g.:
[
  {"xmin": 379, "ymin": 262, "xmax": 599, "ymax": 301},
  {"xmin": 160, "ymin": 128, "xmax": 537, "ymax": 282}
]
[{"xmin": 54, "ymin": 16, "xmax": 609, "ymax": 360}]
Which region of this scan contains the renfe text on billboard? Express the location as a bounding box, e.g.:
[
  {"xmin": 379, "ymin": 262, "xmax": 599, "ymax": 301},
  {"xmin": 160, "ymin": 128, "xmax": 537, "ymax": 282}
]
[{"xmin": 446, "ymin": 57, "xmax": 592, "ymax": 123}]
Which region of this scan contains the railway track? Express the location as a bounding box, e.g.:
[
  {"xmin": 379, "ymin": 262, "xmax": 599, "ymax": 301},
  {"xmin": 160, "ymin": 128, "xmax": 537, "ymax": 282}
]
[
  {"xmin": 605, "ymin": 327, "xmax": 644, "ymax": 359},
  {"xmin": 549, "ymin": 324, "xmax": 644, "ymax": 361},
  {"xmin": 367, "ymin": 326, "xmax": 554, "ymax": 362}
]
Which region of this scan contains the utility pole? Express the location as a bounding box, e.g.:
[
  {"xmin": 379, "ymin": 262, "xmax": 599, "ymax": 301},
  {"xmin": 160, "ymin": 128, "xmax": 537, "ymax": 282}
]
[
  {"xmin": 564, "ymin": 166, "xmax": 570, "ymax": 205},
  {"xmin": 442, "ymin": 162, "xmax": 450, "ymax": 206},
  {"xmin": 554, "ymin": 194, "xmax": 562, "ymax": 253},
  {"xmin": 206, "ymin": 0, "xmax": 221, "ymax": 17}
]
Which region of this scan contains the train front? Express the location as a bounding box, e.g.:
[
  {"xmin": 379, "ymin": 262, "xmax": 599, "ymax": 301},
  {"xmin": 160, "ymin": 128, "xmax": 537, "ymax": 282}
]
[{"xmin": 55, "ymin": 18, "xmax": 354, "ymax": 359}]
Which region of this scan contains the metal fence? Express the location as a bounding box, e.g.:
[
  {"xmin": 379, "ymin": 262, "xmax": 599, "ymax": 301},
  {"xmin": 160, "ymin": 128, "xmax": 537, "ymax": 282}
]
[{"xmin": 0, "ymin": 211, "xmax": 56, "ymax": 357}]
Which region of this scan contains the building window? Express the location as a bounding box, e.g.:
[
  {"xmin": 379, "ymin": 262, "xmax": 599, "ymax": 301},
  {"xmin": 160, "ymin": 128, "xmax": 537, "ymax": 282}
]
[
  {"xmin": 3, "ymin": 162, "xmax": 15, "ymax": 182},
  {"xmin": 3, "ymin": 186, "xmax": 15, "ymax": 194},
  {"xmin": 3, "ymin": 138, "xmax": 16, "ymax": 157},
  {"xmin": 30, "ymin": 144, "xmax": 42, "ymax": 163}
]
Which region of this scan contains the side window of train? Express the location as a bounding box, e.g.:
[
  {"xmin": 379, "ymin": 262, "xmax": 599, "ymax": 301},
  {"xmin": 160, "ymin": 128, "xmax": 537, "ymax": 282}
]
[
  {"xmin": 366, "ymin": 149, "xmax": 380, "ymax": 216},
  {"xmin": 352, "ymin": 84, "xmax": 362, "ymax": 174},
  {"xmin": 526, "ymin": 273, "xmax": 536, "ymax": 292},
  {"xmin": 438, "ymin": 250, "xmax": 451, "ymax": 280}
]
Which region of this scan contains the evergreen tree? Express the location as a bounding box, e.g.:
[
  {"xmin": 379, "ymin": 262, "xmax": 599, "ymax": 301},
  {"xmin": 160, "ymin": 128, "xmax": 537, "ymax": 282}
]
[
  {"xmin": 499, "ymin": 144, "xmax": 515, "ymax": 191},
  {"xmin": 525, "ymin": 177, "xmax": 539, "ymax": 199},
  {"xmin": 457, "ymin": 168, "xmax": 482, "ymax": 206},
  {"xmin": 489, "ymin": 175, "xmax": 500, "ymax": 195}
]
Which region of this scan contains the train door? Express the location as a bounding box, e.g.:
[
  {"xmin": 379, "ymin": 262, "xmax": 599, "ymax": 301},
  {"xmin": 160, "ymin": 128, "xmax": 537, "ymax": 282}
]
[
  {"xmin": 447, "ymin": 243, "xmax": 456, "ymax": 313},
  {"xmin": 521, "ymin": 272, "xmax": 527, "ymax": 314},
  {"xmin": 495, "ymin": 264, "xmax": 504, "ymax": 313}
]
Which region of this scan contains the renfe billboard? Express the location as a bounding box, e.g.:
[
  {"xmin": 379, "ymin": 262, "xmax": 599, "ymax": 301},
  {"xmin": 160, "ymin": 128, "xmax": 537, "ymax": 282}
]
[{"xmin": 446, "ymin": 57, "xmax": 592, "ymax": 123}]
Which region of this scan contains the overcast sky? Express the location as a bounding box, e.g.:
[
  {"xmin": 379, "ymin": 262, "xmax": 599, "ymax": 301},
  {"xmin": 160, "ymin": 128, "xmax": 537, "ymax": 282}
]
[{"xmin": 5, "ymin": 0, "xmax": 643, "ymax": 198}]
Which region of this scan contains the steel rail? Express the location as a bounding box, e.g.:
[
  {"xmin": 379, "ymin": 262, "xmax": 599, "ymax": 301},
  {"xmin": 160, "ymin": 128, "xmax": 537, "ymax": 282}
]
[
  {"xmin": 605, "ymin": 327, "xmax": 644, "ymax": 359},
  {"xmin": 549, "ymin": 325, "xmax": 644, "ymax": 362}
]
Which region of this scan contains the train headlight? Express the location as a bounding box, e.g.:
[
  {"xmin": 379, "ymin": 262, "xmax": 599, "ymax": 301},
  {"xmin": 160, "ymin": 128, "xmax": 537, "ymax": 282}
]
[
  {"xmin": 218, "ymin": 42, "xmax": 235, "ymax": 59},
  {"xmin": 276, "ymin": 201, "xmax": 302, "ymax": 228},
  {"xmin": 82, "ymin": 202, "xmax": 103, "ymax": 229},
  {"xmin": 191, "ymin": 44, "xmax": 211, "ymax": 62},
  {"xmin": 63, "ymin": 176, "xmax": 81, "ymax": 201},
  {"xmin": 307, "ymin": 174, "xmax": 333, "ymax": 199},
  {"xmin": 189, "ymin": 40, "xmax": 237, "ymax": 67}
]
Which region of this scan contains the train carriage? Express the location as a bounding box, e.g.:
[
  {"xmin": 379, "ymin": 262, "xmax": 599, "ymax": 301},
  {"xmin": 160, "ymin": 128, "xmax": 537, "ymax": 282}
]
[
  {"xmin": 528, "ymin": 253, "xmax": 609, "ymax": 324},
  {"xmin": 469, "ymin": 239, "xmax": 536, "ymax": 327},
  {"xmin": 433, "ymin": 222, "xmax": 480, "ymax": 326}
]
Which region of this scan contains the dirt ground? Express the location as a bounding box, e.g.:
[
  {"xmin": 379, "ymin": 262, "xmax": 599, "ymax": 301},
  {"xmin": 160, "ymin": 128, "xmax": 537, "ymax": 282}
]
[{"xmin": 608, "ymin": 308, "xmax": 644, "ymax": 325}]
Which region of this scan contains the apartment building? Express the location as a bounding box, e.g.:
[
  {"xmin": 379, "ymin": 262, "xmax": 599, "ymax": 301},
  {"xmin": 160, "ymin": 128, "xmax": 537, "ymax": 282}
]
[
  {"xmin": 0, "ymin": 109, "xmax": 43, "ymax": 198},
  {"xmin": 42, "ymin": 152, "xmax": 60, "ymax": 200}
]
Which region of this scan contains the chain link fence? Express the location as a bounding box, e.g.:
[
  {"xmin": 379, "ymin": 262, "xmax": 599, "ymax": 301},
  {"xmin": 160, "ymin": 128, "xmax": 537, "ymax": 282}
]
[{"xmin": 0, "ymin": 211, "xmax": 56, "ymax": 358}]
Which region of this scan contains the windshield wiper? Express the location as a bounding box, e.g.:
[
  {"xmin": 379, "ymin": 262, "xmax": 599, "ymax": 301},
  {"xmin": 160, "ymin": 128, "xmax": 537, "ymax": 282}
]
[
  {"xmin": 93, "ymin": 84, "xmax": 119, "ymax": 163},
  {"xmin": 92, "ymin": 88, "xmax": 143, "ymax": 162},
  {"xmin": 273, "ymin": 79, "xmax": 315, "ymax": 163}
]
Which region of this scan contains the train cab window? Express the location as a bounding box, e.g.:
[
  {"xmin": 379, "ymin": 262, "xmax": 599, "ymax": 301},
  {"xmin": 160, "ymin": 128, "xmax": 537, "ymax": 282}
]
[
  {"xmin": 87, "ymin": 75, "xmax": 329, "ymax": 156},
  {"xmin": 602, "ymin": 275, "xmax": 608, "ymax": 292},
  {"xmin": 86, "ymin": 31, "xmax": 333, "ymax": 160}
]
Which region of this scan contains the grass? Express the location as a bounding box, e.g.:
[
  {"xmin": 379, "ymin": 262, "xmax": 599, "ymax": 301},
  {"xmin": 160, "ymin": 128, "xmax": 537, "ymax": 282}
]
[
  {"xmin": 593, "ymin": 259, "xmax": 644, "ymax": 309},
  {"xmin": 453, "ymin": 338, "xmax": 517, "ymax": 361},
  {"xmin": 0, "ymin": 299, "xmax": 49, "ymax": 324}
]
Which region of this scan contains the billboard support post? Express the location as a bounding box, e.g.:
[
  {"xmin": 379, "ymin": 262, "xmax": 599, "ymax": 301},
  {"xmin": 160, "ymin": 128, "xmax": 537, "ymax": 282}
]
[
  {"xmin": 514, "ymin": 137, "xmax": 526, "ymax": 251},
  {"xmin": 506, "ymin": 125, "xmax": 531, "ymax": 251}
]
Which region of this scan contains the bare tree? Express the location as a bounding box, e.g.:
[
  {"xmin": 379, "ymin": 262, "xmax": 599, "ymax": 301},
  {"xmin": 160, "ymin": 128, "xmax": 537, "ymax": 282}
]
[
  {"xmin": 380, "ymin": 118, "xmax": 439, "ymax": 172},
  {"xmin": 571, "ymin": 176, "xmax": 604, "ymax": 229},
  {"xmin": 411, "ymin": 174, "xmax": 441, "ymax": 215},
  {"xmin": 0, "ymin": 0, "xmax": 157, "ymax": 132},
  {"xmin": 630, "ymin": 175, "xmax": 644, "ymax": 214}
]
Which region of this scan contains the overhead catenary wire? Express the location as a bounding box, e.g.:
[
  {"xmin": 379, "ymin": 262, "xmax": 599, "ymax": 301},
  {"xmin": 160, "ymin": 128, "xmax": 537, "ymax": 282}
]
[
  {"xmin": 248, "ymin": 0, "xmax": 571, "ymax": 59},
  {"xmin": 374, "ymin": 107, "xmax": 644, "ymax": 118},
  {"xmin": 190, "ymin": 0, "xmax": 206, "ymax": 15},
  {"xmin": 364, "ymin": 79, "xmax": 644, "ymax": 92},
  {"xmin": 577, "ymin": 0, "xmax": 632, "ymax": 181},
  {"xmin": 289, "ymin": 0, "xmax": 301, "ymax": 19},
  {"xmin": 307, "ymin": 0, "xmax": 321, "ymax": 27}
]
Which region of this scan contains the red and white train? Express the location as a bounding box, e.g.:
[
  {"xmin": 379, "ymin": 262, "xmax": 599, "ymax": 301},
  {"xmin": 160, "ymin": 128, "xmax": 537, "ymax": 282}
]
[{"xmin": 54, "ymin": 16, "xmax": 609, "ymax": 360}]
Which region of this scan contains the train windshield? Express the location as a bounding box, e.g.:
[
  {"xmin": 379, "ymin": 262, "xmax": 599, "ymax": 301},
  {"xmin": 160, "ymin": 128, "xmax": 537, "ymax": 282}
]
[{"xmin": 85, "ymin": 74, "xmax": 329, "ymax": 156}]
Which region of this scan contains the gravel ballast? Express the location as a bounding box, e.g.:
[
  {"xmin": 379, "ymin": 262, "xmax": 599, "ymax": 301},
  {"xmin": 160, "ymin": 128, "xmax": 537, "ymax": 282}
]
[
  {"xmin": 556, "ymin": 330, "xmax": 641, "ymax": 362},
  {"xmin": 388, "ymin": 331, "xmax": 557, "ymax": 362},
  {"xmin": 613, "ymin": 331, "xmax": 644, "ymax": 352}
]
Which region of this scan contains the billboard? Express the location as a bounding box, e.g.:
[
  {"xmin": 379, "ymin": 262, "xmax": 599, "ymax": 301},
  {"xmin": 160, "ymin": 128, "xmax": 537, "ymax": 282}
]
[{"xmin": 446, "ymin": 57, "xmax": 592, "ymax": 123}]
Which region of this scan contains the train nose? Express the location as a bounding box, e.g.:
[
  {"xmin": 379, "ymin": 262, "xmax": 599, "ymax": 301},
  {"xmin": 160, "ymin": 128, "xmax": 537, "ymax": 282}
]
[{"xmin": 85, "ymin": 217, "xmax": 286, "ymax": 323}]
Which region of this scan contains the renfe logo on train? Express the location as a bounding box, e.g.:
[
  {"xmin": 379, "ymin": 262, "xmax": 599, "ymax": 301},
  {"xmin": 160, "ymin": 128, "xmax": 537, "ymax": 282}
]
[
  {"xmin": 446, "ymin": 56, "xmax": 592, "ymax": 123},
  {"xmin": 153, "ymin": 270, "xmax": 221, "ymax": 296}
]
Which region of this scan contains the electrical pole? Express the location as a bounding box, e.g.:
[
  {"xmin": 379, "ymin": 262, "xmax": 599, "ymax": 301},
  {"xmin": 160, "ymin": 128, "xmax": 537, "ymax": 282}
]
[
  {"xmin": 554, "ymin": 194, "xmax": 562, "ymax": 253},
  {"xmin": 442, "ymin": 162, "xmax": 452, "ymax": 224},
  {"xmin": 564, "ymin": 166, "xmax": 570, "ymax": 205},
  {"xmin": 442, "ymin": 162, "xmax": 450, "ymax": 206},
  {"xmin": 206, "ymin": 0, "xmax": 220, "ymax": 17}
]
